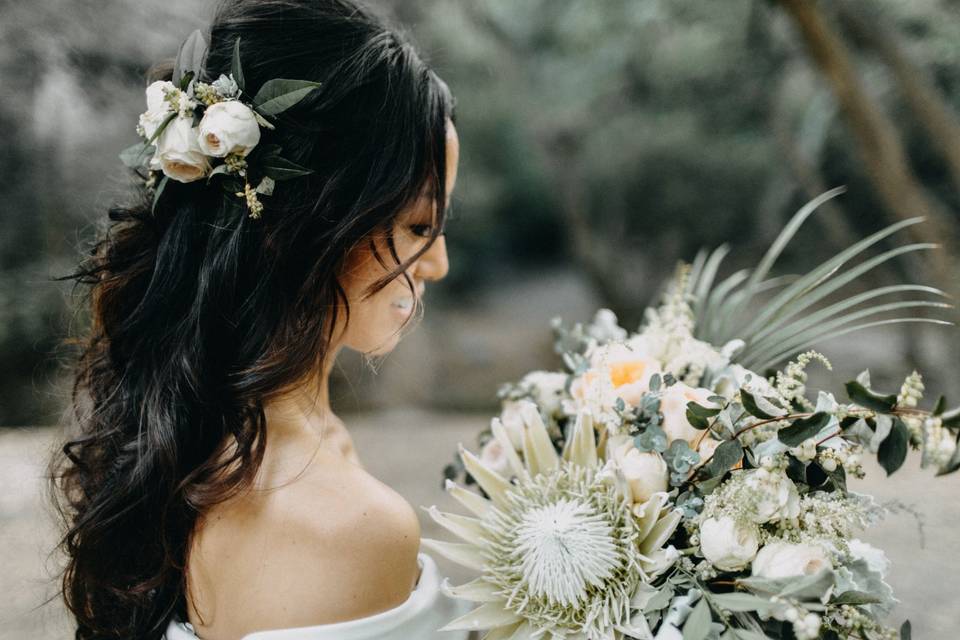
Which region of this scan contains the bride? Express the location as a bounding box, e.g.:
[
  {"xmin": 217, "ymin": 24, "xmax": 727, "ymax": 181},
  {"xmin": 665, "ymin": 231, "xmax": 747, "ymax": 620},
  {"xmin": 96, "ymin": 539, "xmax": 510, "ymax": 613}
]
[{"xmin": 51, "ymin": 1, "xmax": 469, "ymax": 638}]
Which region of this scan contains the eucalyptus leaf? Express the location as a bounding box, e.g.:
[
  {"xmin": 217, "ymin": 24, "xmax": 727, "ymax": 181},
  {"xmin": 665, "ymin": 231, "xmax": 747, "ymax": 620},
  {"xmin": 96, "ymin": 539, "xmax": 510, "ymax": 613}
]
[
  {"xmin": 709, "ymin": 592, "xmax": 774, "ymax": 613},
  {"xmin": 119, "ymin": 142, "xmax": 154, "ymax": 169},
  {"xmin": 777, "ymin": 412, "xmax": 831, "ymax": 447},
  {"xmin": 682, "ymin": 597, "xmax": 712, "ymax": 640},
  {"xmin": 845, "ymin": 380, "xmax": 898, "ymax": 412},
  {"xmin": 254, "ymin": 79, "xmax": 322, "ymax": 116},
  {"xmin": 740, "ymin": 390, "xmax": 780, "ymax": 420},
  {"xmin": 877, "ymin": 418, "xmax": 909, "ymax": 475},
  {"xmin": 830, "ymin": 590, "xmax": 882, "ymax": 605},
  {"xmin": 705, "ymin": 439, "xmax": 743, "ymax": 477}
]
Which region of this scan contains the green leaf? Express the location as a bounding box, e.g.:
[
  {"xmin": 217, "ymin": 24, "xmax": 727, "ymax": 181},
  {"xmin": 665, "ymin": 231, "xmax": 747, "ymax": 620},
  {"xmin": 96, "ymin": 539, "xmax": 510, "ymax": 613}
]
[
  {"xmin": 901, "ymin": 620, "xmax": 912, "ymax": 640},
  {"xmin": 261, "ymin": 154, "xmax": 314, "ymax": 181},
  {"xmin": 253, "ymin": 79, "xmax": 321, "ymax": 116},
  {"xmin": 119, "ymin": 141, "xmax": 154, "ymax": 168},
  {"xmin": 941, "ymin": 406, "xmax": 960, "ymax": 428},
  {"xmin": 231, "ymin": 37, "xmax": 245, "ymax": 92},
  {"xmin": 682, "ymin": 597, "xmax": 712, "ymax": 640},
  {"xmin": 686, "ymin": 401, "xmax": 720, "ymax": 429},
  {"xmin": 932, "ymin": 395, "xmax": 947, "ymax": 416},
  {"xmin": 709, "ymin": 592, "xmax": 774, "ymax": 613},
  {"xmin": 179, "ymin": 70, "xmax": 195, "ymax": 92},
  {"xmin": 151, "ymin": 176, "xmax": 169, "ymax": 214},
  {"xmin": 878, "ymin": 417, "xmax": 909, "ymax": 475},
  {"xmin": 706, "ymin": 439, "xmax": 743, "ymax": 477},
  {"xmin": 830, "ymin": 590, "xmax": 882, "ymax": 605},
  {"xmin": 174, "ymin": 29, "xmax": 207, "ymax": 86},
  {"xmin": 740, "ymin": 390, "xmax": 778, "ymax": 420},
  {"xmin": 145, "ymin": 112, "xmax": 177, "ymax": 146},
  {"xmin": 777, "ymin": 412, "xmax": 831, "ymax": 447},
  {"xmin": 846, "ymin": 380, "xmax": 898, "ymax": 412}
]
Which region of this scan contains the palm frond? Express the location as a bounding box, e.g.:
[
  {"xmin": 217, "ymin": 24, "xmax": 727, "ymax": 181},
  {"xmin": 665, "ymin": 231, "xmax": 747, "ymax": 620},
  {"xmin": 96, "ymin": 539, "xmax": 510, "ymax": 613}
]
[{"xmin": 685, "ymin": 189, "xmax": 954, "ymax": 369}]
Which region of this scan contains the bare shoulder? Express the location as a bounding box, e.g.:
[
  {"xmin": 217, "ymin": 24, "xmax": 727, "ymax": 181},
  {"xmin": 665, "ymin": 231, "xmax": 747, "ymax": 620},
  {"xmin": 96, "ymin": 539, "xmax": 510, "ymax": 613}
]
[{"xmin": 186, "ymin": 446, "xmax": 421, "ymax": 638}]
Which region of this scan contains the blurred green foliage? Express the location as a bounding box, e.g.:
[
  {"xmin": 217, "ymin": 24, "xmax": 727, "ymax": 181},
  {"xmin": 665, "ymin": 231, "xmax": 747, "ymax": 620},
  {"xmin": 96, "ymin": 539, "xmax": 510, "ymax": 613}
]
[{"xmin": 1, "ymin": 0, "xmax": 958, "ymax": 424}]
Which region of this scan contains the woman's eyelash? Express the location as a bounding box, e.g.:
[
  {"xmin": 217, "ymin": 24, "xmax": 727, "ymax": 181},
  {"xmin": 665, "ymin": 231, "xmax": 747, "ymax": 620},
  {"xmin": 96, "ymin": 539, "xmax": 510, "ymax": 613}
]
[{"xmin": 409, "ymin": 224, "xmax": 434, "ymax": 237}]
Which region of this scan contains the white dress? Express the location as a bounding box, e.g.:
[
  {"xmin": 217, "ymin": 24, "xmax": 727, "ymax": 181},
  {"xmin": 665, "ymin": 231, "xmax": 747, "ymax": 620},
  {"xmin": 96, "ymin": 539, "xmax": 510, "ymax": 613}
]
[{"xmin": 163, "ymin": 553, "xmax": 471, "ymax": 640}]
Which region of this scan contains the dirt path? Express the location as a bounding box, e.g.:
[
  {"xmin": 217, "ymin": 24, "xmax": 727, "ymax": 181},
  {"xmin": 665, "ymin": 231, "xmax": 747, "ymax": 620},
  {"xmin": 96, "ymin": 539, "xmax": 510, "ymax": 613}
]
[{"xmin": 2, "ymin": 414, "xmax": 958, "ymax": 638}]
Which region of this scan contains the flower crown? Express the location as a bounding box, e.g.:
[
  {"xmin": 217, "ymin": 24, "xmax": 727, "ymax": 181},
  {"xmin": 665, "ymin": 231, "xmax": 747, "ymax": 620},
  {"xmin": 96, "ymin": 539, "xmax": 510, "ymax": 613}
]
[{"xmin": 120, "ymin": 30, "xmax": 319, "ymax": 219}]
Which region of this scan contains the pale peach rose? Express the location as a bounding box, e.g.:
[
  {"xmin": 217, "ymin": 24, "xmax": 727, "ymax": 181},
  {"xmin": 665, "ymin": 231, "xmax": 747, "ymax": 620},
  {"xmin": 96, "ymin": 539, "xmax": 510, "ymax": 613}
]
[{"xmin": 660, "ymin": 382, "xmax": 718, "ymax": 446}]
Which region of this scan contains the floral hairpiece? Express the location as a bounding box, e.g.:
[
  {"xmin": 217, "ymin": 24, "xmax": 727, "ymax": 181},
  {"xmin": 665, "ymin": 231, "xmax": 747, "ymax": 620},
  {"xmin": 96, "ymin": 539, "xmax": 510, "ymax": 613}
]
[{"xmin": 120, "ymin": 30, "xmax": 320, "ymax": 219}]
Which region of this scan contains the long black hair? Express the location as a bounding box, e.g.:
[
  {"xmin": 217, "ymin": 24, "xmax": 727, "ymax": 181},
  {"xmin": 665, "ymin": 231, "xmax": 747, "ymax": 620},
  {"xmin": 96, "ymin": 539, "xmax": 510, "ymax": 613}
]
[{"xmin": 50, "ymin": 1, "xmax": 456, "ymax": 637}]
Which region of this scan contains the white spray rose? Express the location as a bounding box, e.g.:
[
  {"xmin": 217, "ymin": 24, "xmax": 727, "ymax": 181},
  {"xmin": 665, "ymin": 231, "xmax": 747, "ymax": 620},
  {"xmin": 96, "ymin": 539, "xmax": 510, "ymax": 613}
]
[
  {"xmin": 744, "ymin": 468, "xmax": 801, "ymax": 523},
  {"xmin": 660, "ymin": 382, "xmax": 718, "ymax": 446},
  {"xmin": 499, "ymin": 400, "xmax": 526, "ymax": 450},
  {"xmin": 138, "ymin": 80, "xmax": 176, "ymax": 140},
  {"xmin": 197, "ymin": 101, "xmax": 262, "ymax": 158},
  {"xmin": 752, "ymin": 541, "xmax": 833, "ymax": 579},
  {"xmin": 608, "ymin": 436, "xmax": 669, "ymax": 504},
  {"xmin": 479, "ymin": 438, "xmax": 512, "ymax": 478},
  {"xmin": 154, "ymin": 116, "xmax": 210, "ymax": 183},
  {"xmin": 522, "ymin": 371, "xmax": 568, "ymax": 415},
  {"xmin": 699, "ymin": 515, "xmax": 760, "ymax": 571}
]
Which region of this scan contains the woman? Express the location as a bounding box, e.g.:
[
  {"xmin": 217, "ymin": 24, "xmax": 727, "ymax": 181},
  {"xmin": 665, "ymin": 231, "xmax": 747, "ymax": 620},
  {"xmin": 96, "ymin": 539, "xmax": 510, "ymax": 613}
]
[{"xmin": 51, "ymin": 1, "xmax": 468, "ymax": 638}]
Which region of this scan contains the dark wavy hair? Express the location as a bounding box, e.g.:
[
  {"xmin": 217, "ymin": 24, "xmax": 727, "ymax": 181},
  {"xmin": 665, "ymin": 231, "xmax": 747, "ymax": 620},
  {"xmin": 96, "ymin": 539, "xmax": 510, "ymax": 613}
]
[{"xmin": 49, "ymin": 1, "xmax": 456, "ymax": 638}]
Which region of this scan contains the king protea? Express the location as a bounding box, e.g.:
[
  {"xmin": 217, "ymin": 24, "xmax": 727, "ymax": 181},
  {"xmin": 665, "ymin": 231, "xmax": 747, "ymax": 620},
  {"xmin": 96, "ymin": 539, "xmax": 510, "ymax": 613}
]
[{"xmin": 423, "ymin": 404, "xmax": 682, "ymax": 639}]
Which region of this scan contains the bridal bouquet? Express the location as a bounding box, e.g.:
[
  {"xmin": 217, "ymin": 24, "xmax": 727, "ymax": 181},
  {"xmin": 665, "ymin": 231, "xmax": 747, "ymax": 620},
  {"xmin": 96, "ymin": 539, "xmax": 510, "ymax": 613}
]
[{"xmin": 428, "ymin": 191, "xmax": 958, "ymax": 640}]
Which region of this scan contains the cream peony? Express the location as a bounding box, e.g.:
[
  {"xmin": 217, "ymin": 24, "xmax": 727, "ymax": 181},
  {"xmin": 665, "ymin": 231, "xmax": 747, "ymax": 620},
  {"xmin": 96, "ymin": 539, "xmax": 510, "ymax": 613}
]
[
  {"xmin": 154, "ymin": 116, "xmax": 210, "ymax": 183},
  {"xmin": 608, "ymin": 436, "xmax": 669, "ymax": 504},
  {"xmin": 660, "ymin": 382, "xmax": 718, "ymax": 446},
  {"xmin": 586, "ymin": 342, "xmax": 663, "ymax": 407},
  {"xmin": 197, "ymin": 101, "xmax": 262, "ymax": 158},
  {"xmin": 752, "ymin": 541, "xmax": 832, "ymax": 579},
  {"xmin": 699, "ymin": 515, "xmax": 759, "ymax": 571}
]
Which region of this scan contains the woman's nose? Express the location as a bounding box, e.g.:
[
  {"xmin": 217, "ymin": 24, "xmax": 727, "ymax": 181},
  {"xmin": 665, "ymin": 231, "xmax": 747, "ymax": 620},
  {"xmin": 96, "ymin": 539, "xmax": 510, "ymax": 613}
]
[{"xmin": 417, "ymin": 234, "xmax": 449, "ymax": 282}]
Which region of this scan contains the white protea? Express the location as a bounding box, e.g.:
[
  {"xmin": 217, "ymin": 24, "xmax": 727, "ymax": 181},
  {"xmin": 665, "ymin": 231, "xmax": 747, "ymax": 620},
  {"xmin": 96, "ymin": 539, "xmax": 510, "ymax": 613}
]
[{"xmin": 423, "ymin": 405, "xmax": 682, "ymax": 640}]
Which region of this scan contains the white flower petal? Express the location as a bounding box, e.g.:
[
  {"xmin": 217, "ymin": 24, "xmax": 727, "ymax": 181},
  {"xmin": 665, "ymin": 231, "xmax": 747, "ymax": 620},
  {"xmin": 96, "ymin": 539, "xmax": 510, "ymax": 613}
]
[
  {"xmin": 639, "ymin": 509, "xmax": 682, "ymax": 556},
  {"xmin": 492, "ymin": 417, "xmax": 528, "ymax": 479},
  {"xmin": 563, "ymin": 411, "xmax": 598, "ymax": 468},
  {"xmin": 445, "ymin": 479, "xmax": 492, "ymax": 518},
  {"xmin": 424, "ymin": 505, "xmax": 486, "ymax": 546},
  {"xmin": 442, "ymin": 577, "xmax": 503, "ymax": 602},
  {"xmin": 520, "ymin": 401, "xmax": 559, "ymax": 475},
  {"xmin": 439, "ymin": 601, "xmax": 523, "ymax": 631},
  {"xmin": 460, "ymin": 445, "xmax": 513, "ymax": 506},
  {"xmin": 420, "ymin": 538, "xmax": 487, "ymax": 572}
]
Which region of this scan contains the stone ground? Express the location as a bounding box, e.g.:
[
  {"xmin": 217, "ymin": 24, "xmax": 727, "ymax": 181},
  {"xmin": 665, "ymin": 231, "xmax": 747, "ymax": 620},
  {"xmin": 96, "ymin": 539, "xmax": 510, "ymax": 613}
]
[{"xmin": 2, "ymin": 414, "xmax": 958, "ymax": 639}]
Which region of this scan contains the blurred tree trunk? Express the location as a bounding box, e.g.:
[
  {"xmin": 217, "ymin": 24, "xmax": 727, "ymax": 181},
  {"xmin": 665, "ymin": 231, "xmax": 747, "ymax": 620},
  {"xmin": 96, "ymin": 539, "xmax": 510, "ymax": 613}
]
[
  {"xmin": 777, "ymin": 0, "xmax": 960, "ymax": 310},
  {"xmin": 838, "ymin": 1, "xmax": 960, "ymax": 197}
]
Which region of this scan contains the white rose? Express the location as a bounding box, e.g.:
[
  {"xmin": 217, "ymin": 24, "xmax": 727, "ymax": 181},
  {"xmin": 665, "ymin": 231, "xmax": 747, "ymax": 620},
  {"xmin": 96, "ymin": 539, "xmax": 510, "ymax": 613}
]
[
  {"xmin": 660, "ymin": 382, "xmax": 717, "ymax": 446},
  {"xmin": 752, "ymin": 542, "xmax": 832, "ymax": 579},
  {"xmin": 154, "ymin": 116, "xmax": 210, "ymax": 183},
  {"xmin": 146, "ymin": 80, "xmax": 175, "ymax": 114},
  {"xmin": 523, "ymin": 371, "xmax": 568, "ymax": 415},
  {"xmin": 699, "ymin": 515, "xmax": 759, "ymax": 571},
  {"xmin": 138, "ymin": 81, "xmax": 176, "ymax": 140},
  {"xmin": 609, "ymin": 436, "xmax": 669, "ymax": 504},
  {"xmin": 479, "ymin": 438, "xmax": 512, "ymax": 478},
  {"xmin": 197, "ymin": 100, "xmax": 262, "ymax": 158},
  {"xmin": 744, "ymin": 469, "xmax": 801, "ymax": 523}
]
